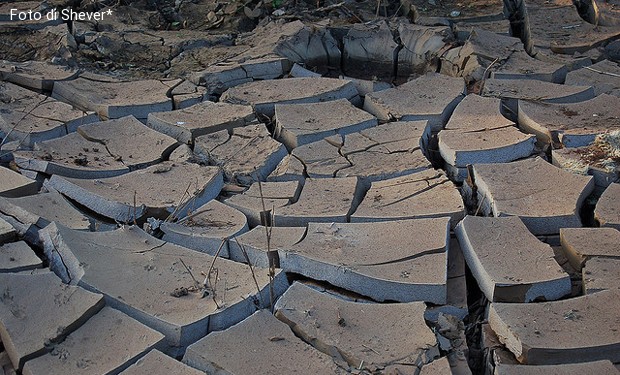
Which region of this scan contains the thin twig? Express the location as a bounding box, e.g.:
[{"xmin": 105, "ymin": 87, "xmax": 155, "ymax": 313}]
[
  {"xmin": 164, "ymin": 182, "xmax": 192, "ymax": 222},
  {"xmin": 583, "ymin": 66, "xmax": 620, "ymax": 78},
  {"xmin": 233, "ymin": 237, "xmax": 264, "ymax": 307},
  {"xmin": 179, "ymin": 258, "xmax": 200, "ymax": 288}
]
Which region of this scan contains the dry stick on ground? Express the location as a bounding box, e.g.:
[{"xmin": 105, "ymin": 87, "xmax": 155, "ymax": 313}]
[
  {"xmin": 204, "ymin": 238, "xmax": 227, "ymax": 309},
  {"xmin": 179, "ymin": 257, "xmax": 201, "ymax": 288},
  {"xmin": 164, "ymin": 182, "xmax": 193, "ymax": 222},
  {"xmin": 132, "ymin": 190, "xmax": 138, "ymax": 226},
  {"xmin": 584, "ymin": 66, "xmax": 620, "ymax": 78},
  {"xmin": 232, "ymin": 237, "xmax": 265, "ymax": 307},
  {"xmin": 257, "ymin": 179, "xmax": 278, "ymax": 311}
]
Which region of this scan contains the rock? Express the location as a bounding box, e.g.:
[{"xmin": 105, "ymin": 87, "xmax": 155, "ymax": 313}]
[
  {"xmin": 168, "ymin": 80, "xmax": 208, "ymax": 109},
  {"xmin": 0, "ymin": 271, "xmax": 104, "ymax": 370},
  {"xmin": 551, "ymin": 146, "xmax": 619, "ymax": 194},
  {"xmin": 183, "ymin": 310, "xmax": 346, "ymax": 374},
  {"xmin": 398, "ymin": 24, "xmax": 454, "ymax": 77},
  {"xmin": 468, "ymin": 157, "xmax": 595, "ymax": 235},
  {"xmin": 0, "ymin": 217, "xmax": 16, "ymax": 244},
  {"xmin": 21, "ymin": 307, "xmax": 165, "ymax": 375},
  {"xmin": 343, "ymin": 21, "xmax": 399, "ymax": 79},
  {"xmin": 52, "ymin": 77, "xmax": 174, "ymax": 119},
  {"xmin": 439, "ymin": 127, "xmax": 535, "ymax": 167},
  {"xmin": 281, "ymin": 218, "xmax": 450, "ymax": 303},
  {"xmin": 228, "ymin": 225, "xmax": 306, "ymax": 266},
  {"xmin": 440, "ymin": 29, "xmax": 566, "ymax": 84},
  {"xmin": 559, "ymin": 227, "xmax": 620, "ymax": 270},
  {"xmin": 0, "ymin": 191, "xmax": 89, "ymax": 230},
  {"xmin": 289, "ymin": 63, "xmax": 322, "ymax": 78},
  {"xmin": 267, "ymin": 154, "xmax": 306, "ymax": 182},
  {"xmin": 224, "ymin": 180, "xmax": 301, "ymax": 227},
  {"xmin": 363, "ymin": 73, "xmax": 465, "ymax": 131},
  {"xmin": 518, "ymin": 94, "xmax": 620, "ymax": 147},
  {"xmin": 351, "ymin": 169, "xmax": 465, "ymax": 227},
  {"xmin": 14, "ymin": 115, "xmax": 179, "ymax": 179},
  {"xmin": 0, "ymin": 61, "xmax": 79, "ymax": 92},
  {"xmin": 494, "ymin": 360, "xmax": 620, "ymax": 374},
  {"xmin": 194, "ymin": 124, "xmax": 287, "ymax": 186},
  {"xmin": 273, "ymin": 177, "xmax": 363, "ymax": 227},
  {"xmin": 594, "ymin": 182, "xmax": 620, "ymax": 229},
  {"xmin": 146, "ymin": 101, "xmax": 256, "ymax": 145},
  {"xmin": 160, "ymin": 200, "xmax": 248, "ymax": 258},
  {"xmin": 444, "ymin": 94, "xmax": 514, "ymax": 132},
  {"xmin": 606, "ymin": 40, "xmax": 620, "ymax": 62},
  {"xmin": 564, "ymin": 59, "xmax": 620, "ymax": 97},
  {"xmin": 481, "ymin": 78, "xmax": 595, "ymax": 115},
  {"xmin": 0, "ymin": 82, "xmax": 98, "ymax": 147},
  {"xmin": 419, "ymin": 357, "xmax": 453, "ymax": 374},
  {"xmin": 120, "ymin": 350, "xmax": 204, "ymax": 375},
  {"xmin": 221, "ymin": 77, "xmax": 360, "ymax": 117},
  {"xmin": 0, "ymin": 241, "xmax": 42, "ymax": 273},
  {"xmin": 274, "ymin": 98, "xmax": 378, "ymax": 150},
  {"xmin": 582, "ymin": 257, "xmax": 620, "ymax": 294},
  {"xmin": 46, "ymin": 162, "xmax": 223, "ymax": 223},
  {"xmin": 340, "ymin": 76, "xmax": 393, "ymax": 97},
  {"xmin": 0, "ymin": 167, "xmax": 38, "ymax": 198},
  {"xmin": 523, "ymin": 1, "xmax": 620, "ymax": 55},
  {"xmin": 454, "ymin": 18, "xmax": 510, "ymax": 40},
  {"xmin": 283, "ymin": 121, "xmax": 432, "ymax": 183},
  {"xmin": 274, "ymin": 282, "xmax": 440, "ymax": 370},
  {"xmin": 456, "ymin": 215, "xmax": 571, "ymax": 302},
  {"xmin": 40, "ymin": 223, "xmax": 288, "ymax": 353},
  {"xmin": 488, "ymin": 289, "xmax": 620, "ymax": 364}
]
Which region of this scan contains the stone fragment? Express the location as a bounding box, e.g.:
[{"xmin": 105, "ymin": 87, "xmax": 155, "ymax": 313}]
[
  {"xmin": 194, "ymin": 124, "xmax": 287, "ymax": 186},
  {"xmin": 0, "ymin": 191, "xmax": 90, "ymax": 232},
  {"xmin": 488, "ymin": 289, "xmax": 620, "ymax": 364},
  {"xmin": 560, "ymin": 227, "xmax": 620, "ymax": 270},
  {"xmin": 160, "ymin": 200, "xmax": 248, "ymax": 258},
  {"xmin": 351, "ymin": 169, "xmax": 465, "ymax": 226},
  {"xmin": 582, "ymin": 257, "xmax": 620, "ymax": 294},
  {"xmin": 274, "ymin": 98, "xmax": 378, "ymax": 150},
  {"xmin": 518, "ymin": 94, "xmax": 620, "ymax": 147},
  {"xmin": 0, "ymin": 167, "xmax": 38, "ymax": 198},
  {"xmin": 285, "ymin": 121, "xmax": 432, "ymax": 182},
  {"xmin": 14, "ymin": 116, "xmax": 178, "ymax": 179},
  {"xmin": 440, "ymin": 29, "xmax": 566, "ymax": 83},
  {"xmin": 363, "ymin": 73, "xmax": 465, "ymax": 131},
  {"xmin": 224, "ymin": 180, "xmax": 301, "ymax": 227},
  {"xmin": 289, "ymin": 63, "xmax": 322, "ymax": 78},
  {"xmin": 419, "ymin": 357, "xmax": 453, "ymax": 374},
  {"xmin": 120, "ymin": 350, "xmax": 204, "ymax": 375},
  {"xmin": 221, "ymin": 77, "xmax": 360, "ymax": 117},
  {"xmin": 22, "ymin": 307, "xmax": 165, "ymax": 375},
  {"xmin": 183, "ymin": 310, "xmax": 346, "ymax": 374},
  {"xmin": 0, "ymin": 61, "xmax": 79, "ymax": 92},
  {"xmin": 439, "ymin": 127, "xmax": 535, "ymax": 167},
  {"xmin": 469, "ymin": 157, "xmax": 594, "ymax": 234},
  {"xmin": 282, "ymin": 218, "xmax": 450, "ymax": 303},
  {"xmin": 0, "ymin": 217, "xmax": 16, "ymax": 244},
  {"xmin": 0, "ymin": 272, "xmax": 104, "ymax": 370},
  {"xmin": 343, "ymin": 21, "xmax": 399, "ymax": 79},
  {"xmin": 454, "ymin": 18, "xmax": 510, "ymax": 40},
  {"xmin": 147, "ymin": 101, "xmax": 256, "ymax": 145},
  {"xmin": 444, "ymin": 94, "xmax": 514, "ymax": 132},
  {"xmin": 0, "ymin": 241, "xmax": 42, "ymax": 272},
  {"xmin": 595, "ymin": 182, "xmax": 620, "ymax": 229},
  {"xmin": 228, "ymin": 225, "xmax": 306, "ymax": 266},
  {"xmin": 398, "ymin": 24, "xmax": 454, "ymax": 76},
  {"xmin": 274, "ymin": 282, "xmax": 439, "ymax": 370},
  {"xmin": 168, "ymin": 80, "xmax": 208, "ymax": 109},
  {"xmin": 0, "ymin": 82, "xmax": 98, "ymax": 146},
  {"xmin": 494, "ymin": 360, "xmax": 620, "ymax": 374},
  {"xmin": 47, "ymin": 162, "xmax": 223, "ymax": 223},
  {"xmin": 273, "ymin": 177, "xmax": 363, "ymax": 226},
  {"xmin": 482, "ymin": 78, "xmax": 596, "ymax": 116},
  {"xmin": 456, "ymin": 216, "xmax": 571, "ymax": 302},
  {"xmin": 565, "ymin": 59, "xmax": 620, "ymax": 97},
  {"xmin": 551, "ymin": 144, "xmax": 619, "ymax": 193},
  {"xmin": 40, "ymin": 223, "xmax": 287, "ymax": 352},
  {"xmin": 341, "ymin": 76, "xmax": 393, "ymax": 97},
  {"xmin": 524, "ymin": 1, "xmax": 620, "ymax": 55},
  {"xmin": 52, "ymin": 77, "xmax": 173, "ymax": 119},
  {"xmin": 267, "ymin": 154, "xmax": 306, "ymax": 182}
]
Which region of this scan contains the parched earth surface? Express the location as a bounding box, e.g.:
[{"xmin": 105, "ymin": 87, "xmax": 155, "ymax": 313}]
[{"xmin": 1, "ymin": 0, "xmax": 620, "ymax": 374}]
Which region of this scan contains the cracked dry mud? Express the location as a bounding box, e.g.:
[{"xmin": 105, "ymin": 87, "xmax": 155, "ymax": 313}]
[{"xmin": 1, "ymin": 0, "xmax": 620, "ymax": 374}]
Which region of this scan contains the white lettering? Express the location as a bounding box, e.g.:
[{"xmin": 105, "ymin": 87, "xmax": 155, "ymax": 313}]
[{"xmin": 9, "ymin": 9, "xmax": 43, "ymax": 21}]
